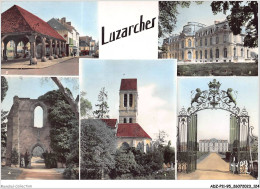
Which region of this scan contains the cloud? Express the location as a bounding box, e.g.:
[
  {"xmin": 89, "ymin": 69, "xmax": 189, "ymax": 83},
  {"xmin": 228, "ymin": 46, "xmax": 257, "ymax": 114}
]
[{"xmin": 138, "ymin": 84, "xmax": 176, "ymax": 143}]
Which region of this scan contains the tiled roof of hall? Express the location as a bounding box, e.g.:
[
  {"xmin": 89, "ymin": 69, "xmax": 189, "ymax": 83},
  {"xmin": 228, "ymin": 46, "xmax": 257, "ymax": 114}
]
[
  {"xmin": 120, "ymin": 78, "xmax": 137, "ymax": 91},
  {"xmin": 101, "ymin": 119, "xmax": 118, "ymax": 129},
  {"xmin": 1, "ymin": 5, "xmax": 65, "ymax": 41},
  {"xmin": 117, "ymin": 123, "xmax": 152, "ymax": 139}
]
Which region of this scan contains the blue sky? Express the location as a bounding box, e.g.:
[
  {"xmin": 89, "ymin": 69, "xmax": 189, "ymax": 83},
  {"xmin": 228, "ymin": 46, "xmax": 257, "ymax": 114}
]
[
  {"xmin": 178, "ymin": 77, "xmax": 259, "ymax": 141},
  {"xmin": 2, "ymin": 77, "xmax": 79, "ymax": 126},
  {"xmin": 1, "ymin": 1, "xmax": 98, "ymax": 40},
  {"xmin": 80, "ymin": 59, "xmax": 177, "ymax": 143}
]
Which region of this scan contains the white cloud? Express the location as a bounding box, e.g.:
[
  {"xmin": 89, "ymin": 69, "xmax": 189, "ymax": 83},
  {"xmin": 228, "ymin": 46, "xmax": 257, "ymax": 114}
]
[{"xmin": 138, "ymin": 84, "xmax": 176, "ymax": 144}]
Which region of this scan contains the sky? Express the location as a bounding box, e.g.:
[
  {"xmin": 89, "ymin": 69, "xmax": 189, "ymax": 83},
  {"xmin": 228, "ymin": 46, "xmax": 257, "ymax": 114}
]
[
  {"xmin": 80, "ymin": 59, "xmax": 177, "ymax": 144},
  {"xmin": 2, "ymin": 76, "xmax": 79, "ymax": 127},
  {"xmin": 1, "ymin": 1, "xmax": 98, "ymax": 40},
  {"xmin": 178, "ymin": 77, "xmax": 259, "ymax": 141},
  {"xmin": 159, "ymin": 1, "xmax": 227, "ymax": 44}
]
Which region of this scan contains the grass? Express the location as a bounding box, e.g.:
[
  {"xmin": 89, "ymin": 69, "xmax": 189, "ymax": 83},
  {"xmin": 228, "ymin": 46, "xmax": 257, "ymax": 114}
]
[{"xmin": 177, "ymin": 63, "xmax": 258, "ymax": 76}]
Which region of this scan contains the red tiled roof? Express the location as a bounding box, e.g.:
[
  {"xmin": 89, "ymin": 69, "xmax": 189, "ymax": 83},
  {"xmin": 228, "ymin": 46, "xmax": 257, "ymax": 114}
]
[
  {"xmin": 120, "ymin": 79, "xmax": 137, "ymax": 91},
  {"xmin": 101, "ymin": 119, "xmax": 117, "ymax": 129},
  {"xmin": 117, "ymin": 123, "xmax": 151, "ymax": 139},
  {"xmin": 1, "ymin": 5, "xmax": 65, "ymax": 41}
]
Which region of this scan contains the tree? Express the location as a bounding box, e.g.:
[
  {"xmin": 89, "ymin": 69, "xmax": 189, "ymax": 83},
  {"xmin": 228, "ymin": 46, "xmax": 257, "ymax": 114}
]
[
  {"xmin": 51, "ymin": 77, "xmax": 79, "ymax": 118},
  {"xmin": 81, "ymin": 119, "xmax": 116, "ymax": 179},
  {"xmin": 163, "ymin": 141, "xmax": 175, "ymax": 164},
  {"xmin": 80, "ymin": 91, "xmax": 92, "ymax": 118},
  {"xmin": 11, "ymin": 148, "xmax": 19, "ymax": 166},
  {"xmin": 1, "ymin": 76, "xmax": 8, "ymax": 155},
  {"xmin": 155, "ymin": 130, "xmax": 168, "ymax": 146},
  {"xmin": 113, "ymin": 149, "xmax": 137, "ymax": 178},
  {"xmin": 38, "ymin": 89, "xmax": 78, "ymax": 166},
  {"xmin": 93, "ymin": 87, "xmax": 110, "ymax": 118},
  {"xmin": 1, "ymin": 76, "xmax": 8, "ymax": 102},
  {"xmin": 211, "ymin": 1, "xmax": 258, "ymax": 48},
  {"xmin": 159, "ymin": 1, "xmax": 202, "ymax": 38}
]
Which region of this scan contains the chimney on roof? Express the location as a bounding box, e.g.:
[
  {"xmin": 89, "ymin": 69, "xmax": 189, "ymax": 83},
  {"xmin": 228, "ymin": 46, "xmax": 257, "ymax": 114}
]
[
  {"xmin": 66, "ymin": 22, "xmax": 71, "ymax": 26},
  {"xmin": 214, "ymin": 21, "xmax": 220, "ymax": 25},
  {"xmin": 61, "ymin": 17, "xmax": 66, "ymax": 24}
]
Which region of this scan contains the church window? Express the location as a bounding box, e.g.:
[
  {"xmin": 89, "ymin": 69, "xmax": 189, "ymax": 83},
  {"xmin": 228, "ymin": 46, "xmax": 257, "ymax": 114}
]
[
  {"xmin": 124, "ymin": 94, "xmax": 127, "ymax": 107},
  {"xmin": 34, "ymin": 106, "xmax": 43, "ymax": 128}
]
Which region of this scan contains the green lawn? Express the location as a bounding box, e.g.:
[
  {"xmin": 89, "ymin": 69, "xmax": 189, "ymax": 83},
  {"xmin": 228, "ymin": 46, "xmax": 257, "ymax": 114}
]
[{"xmin": 177, "ymin": 63, "xmax": 258, "ymax": 76}]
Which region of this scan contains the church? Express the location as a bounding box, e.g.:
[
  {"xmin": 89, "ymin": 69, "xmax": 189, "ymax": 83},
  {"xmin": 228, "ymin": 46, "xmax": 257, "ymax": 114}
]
[{"xmin": 100, "ymin": 78, "xmax": 152, "ymax": 153}]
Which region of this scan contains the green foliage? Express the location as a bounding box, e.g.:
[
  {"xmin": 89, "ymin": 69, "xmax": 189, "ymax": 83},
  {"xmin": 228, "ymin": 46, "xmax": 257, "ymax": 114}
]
[
  {"xmin": 1, "ymin": 76, "xmax": 8, "ymax": 102},
  {"xmin": 93, "ymin": 87, "xmax": 110, "ymax": 118},
  {"xmin": 11, "ymin": 148, "xmax": 19, "ymax": 166},
  {"xmin": 80, "ymin": 119, "xmax": 116, "ymax": 179},
  {"xmin": 211, "ymin": 1, "xmax": 258, "ymax": 48},
  {"xmin": 114, "ymin": 149, "xmax": 137, "ymax": 177},
  {"xmin": 163, "ymin": 141, "xmax": 175, "ymax": 164},
  {"xmin": 1, "ymin": 110, "xmax": 8, "ymax": 148},
  {"xmin": 39, "ymin": 88, "xmax": 78, "ymax": 177},
  {"xmin": 80, "ymin": 91, "xmax": 92, "ymax": 118},
  {"xmin": 63, "ymin": 119, "xmax": 79, "ymax": 179},
  {"xmin": 42, "ymin": 151, "xmax": 57, "ymax": 168}
]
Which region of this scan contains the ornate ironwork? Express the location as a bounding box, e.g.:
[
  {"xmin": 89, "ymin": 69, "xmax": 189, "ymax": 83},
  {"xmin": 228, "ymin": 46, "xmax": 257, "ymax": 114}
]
[{"xmin": 186, "ymin": 79, "xmax": 240, "ymax": 116}]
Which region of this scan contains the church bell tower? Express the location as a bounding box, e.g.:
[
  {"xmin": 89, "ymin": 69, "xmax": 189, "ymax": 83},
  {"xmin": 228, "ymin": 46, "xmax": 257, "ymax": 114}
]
[{"xmin": 119, "ymin": 79, "xmax": 138, "ymax": 123}]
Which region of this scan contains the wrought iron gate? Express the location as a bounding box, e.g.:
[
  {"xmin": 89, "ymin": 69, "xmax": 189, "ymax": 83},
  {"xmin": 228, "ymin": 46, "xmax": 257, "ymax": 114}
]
[{"xmin": 177, "ymin": 79, "xmax": 254, "ymax": 174}]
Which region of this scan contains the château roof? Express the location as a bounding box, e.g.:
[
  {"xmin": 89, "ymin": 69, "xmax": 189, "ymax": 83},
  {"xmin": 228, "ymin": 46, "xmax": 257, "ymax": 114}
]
[
  {"xmin": 120, "ymin": 79, "xmax": 137, "ymax": 91},
  {"xmin": 117, "ymin": 123, "xmax": 151, "ymax": 139},
  {"xmin": 1, "ymin": 5, "xmax": 65, "ymax": 41},
  {"xmin": 101, "ymin": 119, "xmax": 117, "ymax": 129}
]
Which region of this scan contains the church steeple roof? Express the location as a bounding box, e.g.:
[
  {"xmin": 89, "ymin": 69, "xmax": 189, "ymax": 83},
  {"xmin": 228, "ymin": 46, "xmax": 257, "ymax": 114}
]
[{"xmin": 120, "ymin": 79, "xmax": 137, "ymax": 91}]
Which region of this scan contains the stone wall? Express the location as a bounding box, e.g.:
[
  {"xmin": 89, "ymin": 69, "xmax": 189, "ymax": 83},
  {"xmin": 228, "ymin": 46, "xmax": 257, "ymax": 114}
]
[{"xmin": 6, "ymin": 96, "xmax": 51, "ymax": 167}]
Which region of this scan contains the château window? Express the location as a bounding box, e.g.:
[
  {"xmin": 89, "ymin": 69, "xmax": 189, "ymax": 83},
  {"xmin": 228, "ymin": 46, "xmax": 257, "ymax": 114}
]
[
  {"xmin": 205, "ymin": 38, "xmax": 207, "ymax": 46},
  {"xmin": 210, "ymin": 37, "xmax": 213, "ymax": 45},
  {"xmin": 223, "ymin": 34, "xmax": 227, "ymax": 43},
  {"xmin": 34, "ymin": 106, "xmax": 43, "ymax": 128},
  {"xmin": 224, "ymin": 48, "xmax": 227, "ymax": 58},
  {"xmin": 181, "ymin": 51, "xmax": 184, "ymax": 59},
  {"xmin": 124, "ymin": 94, "xmax": 127, "ymax": 107},
  {"xmin": 188, "ymin": 39, "xmax": 192, "ymax": 47},
  {"xmin": 205, "ymin": 50, "xmax": 207, "ymax": 59},
  {"xmin": 216, "ymin": 49, "xmax": 219, "ymax": 58},
  {"xmin": 200, "ymin": 50, "xmax": 202, "ymax": 59},
  {"xmin": 200, "ymin": 39, "xmax": 202, "ymax": 46},
  {"xmin": 124, "ymin": 118, "xmax": 127, "ymax": 123},
  {"xmin": 216, "ymin": 36, "xmax": 219, "ymax": 44},
  {"xmin": 234, "ymin": 47, "xmax": 236, "ymax": 57},
  {"xmin": 188, "ymin": 51, "xmax": 192, "ymax": 60},
  {"xmin": 181, "ymin": 41, "xmax": 184, "ymax": 48},
  {"xmin": 129, "ymin": 118, "xmax": 133, "ymax": 123},
  {"xmin": 196, "ymin": 51, "xmax": 198, "ymax": 59},
  {"xmin": 247, "ymin": 50, "xmax": 249, "ymax": 58},
  {"xmin": 241, "ymin": 48, "xmax": 244, "ymax": 57}
]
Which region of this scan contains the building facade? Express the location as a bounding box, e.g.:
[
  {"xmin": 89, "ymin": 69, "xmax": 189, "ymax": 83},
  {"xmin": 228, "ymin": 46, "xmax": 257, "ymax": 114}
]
[
  {"xmin": 199, "ymin": 138, "xmax": 228, "ymax": 153},
  {"xmin": 162, "ymin": 20, "xmax": 255, "ymax": 63},
  {"xmin": 48, "ymin": 17, "xmax": 80, "ymax": 56}
]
